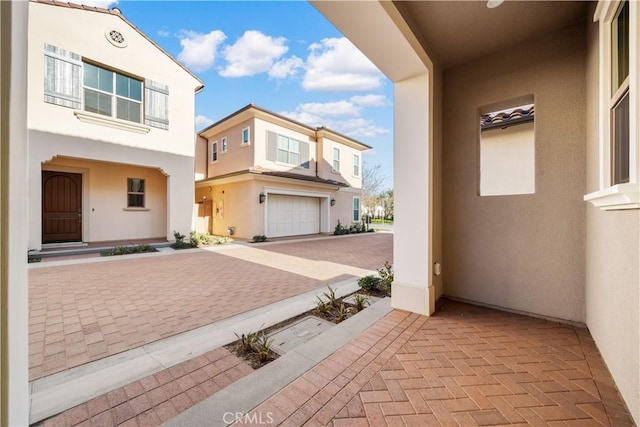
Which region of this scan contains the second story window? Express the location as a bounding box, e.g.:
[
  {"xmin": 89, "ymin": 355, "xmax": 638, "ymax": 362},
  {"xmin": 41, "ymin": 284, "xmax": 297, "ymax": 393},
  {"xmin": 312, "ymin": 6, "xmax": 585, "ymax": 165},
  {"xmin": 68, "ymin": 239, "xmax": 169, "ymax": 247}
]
[
  {"xmin": 277, "ymin": 135, "xmax": 300, "ymax": 166},
  {"xmin": 333, "ymin": 148, "xmax": 340, "ymax": 172},
  {"xmin": 353, "ymin": 154, "xmax": 360, "ymax": 177},
  {"xmin": 221, "ymin": 136, "xmax": 228, "ymax": 152},
  {"xmin": 212, "ymin": 141, "xmax": 218, "ymax": 162},
  {"xmin": 242, "ymin": 127, "xmax": 251, "ymax": 145},
  {"xmin": 43, "ymin": 44, "xmax": 170, "ymax": 131},
  {"xmin": 83, "ymin": 62, "xmax": 142, "ymax": 123}
]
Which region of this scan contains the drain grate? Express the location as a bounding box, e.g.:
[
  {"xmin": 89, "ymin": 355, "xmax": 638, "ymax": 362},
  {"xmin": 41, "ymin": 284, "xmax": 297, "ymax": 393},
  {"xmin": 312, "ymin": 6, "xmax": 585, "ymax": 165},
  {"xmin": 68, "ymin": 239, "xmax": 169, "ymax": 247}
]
[{"xmin": 268, "ymin": 316, "xmax": 334, "ymax": 355}]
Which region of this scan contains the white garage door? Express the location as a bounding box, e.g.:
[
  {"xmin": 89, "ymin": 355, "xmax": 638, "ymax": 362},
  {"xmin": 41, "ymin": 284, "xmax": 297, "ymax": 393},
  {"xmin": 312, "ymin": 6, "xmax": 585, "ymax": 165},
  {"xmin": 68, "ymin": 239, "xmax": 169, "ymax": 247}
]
[{"xmin": 267, "ymin": 194, "xmax": 320, "ymax": 238}]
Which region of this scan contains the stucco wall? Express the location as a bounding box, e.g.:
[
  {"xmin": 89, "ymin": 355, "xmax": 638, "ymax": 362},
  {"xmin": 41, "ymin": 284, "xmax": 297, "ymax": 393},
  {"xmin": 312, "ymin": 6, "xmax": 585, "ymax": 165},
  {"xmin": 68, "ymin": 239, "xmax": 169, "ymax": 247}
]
[
  {"xmin": 43, "ymin": 157, "xmax": 167, "ymax": 242},
  {"xmin": 205, "ymin": 119, "xmax": 256, "ymax": 178},
  {"xmin": 442, "ymin": 23, "xmax": 587, "ymax": 322},
  {"xmin": 253, "ymin": 118, "xmax": 318, "ymax": 177},
  {"xmin": 584, "ymin": 14, "xmax": 640, "ymax": 423},
  {"xmin": 318, "ymin": 136, "xmax": 364, "ymax": 188},
  {"xmin": 29, "ymin": 130, "xmax": 193, "ymax": 249},
  {"xmin": 27, "ymin": 2, "xmax": 200, "ymax": 158}
]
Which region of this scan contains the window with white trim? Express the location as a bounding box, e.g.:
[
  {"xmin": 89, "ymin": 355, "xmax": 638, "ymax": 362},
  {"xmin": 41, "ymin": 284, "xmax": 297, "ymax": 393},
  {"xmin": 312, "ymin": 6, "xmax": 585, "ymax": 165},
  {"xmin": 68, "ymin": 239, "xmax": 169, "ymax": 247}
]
[
  {"xmin": 242, "ymin": 127, "xmax": 251, "ymax": 145},
  {"xmin": 353, "ymin": 154, "xmax": 360, "ymax": 177},
  {"xmin": 211, "ymin": 141, "xmax": 218, "ymax": 162},
  {"xmin": 611, "ymin": 1, "xmax": 630, "ymax": 185},
  {"xmin": 83, "ymin": 62, "xmax": 142, "ymax": 123},
  {"xmin": 127, "ymin": 178, "xmax": 145, "ymax": 208},
  {"xmin": 353, "ymin": 197, "xmax": 361, "ymax": 222},
  {"xmin": 266, "ymin": 131, "xmax": 310, "ymax": 168},
  {"xmin": 43, "ymin": 44, "xmax": 170, "ymax": 130},
  {"xmin": 584, "ymin": 0, "xmax": 639, "ymax": 210},
  {"xmin": 333, "ymin": 148, "xmax": 340, "ymax": 172},
  {"xmin": 221, "ymin": 136, "xmax": 228, "ymax": 152},
  {"xmin": 277, "ymin": 135, "xmax": 300, "ymax": 165}
]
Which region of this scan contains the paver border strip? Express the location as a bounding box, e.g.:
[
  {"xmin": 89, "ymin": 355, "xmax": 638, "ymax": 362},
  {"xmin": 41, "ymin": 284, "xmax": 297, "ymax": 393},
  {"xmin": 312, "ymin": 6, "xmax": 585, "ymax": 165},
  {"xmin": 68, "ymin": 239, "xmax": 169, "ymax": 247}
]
[{"xmin": 163, "ymin": 298, "xmax": 393, "ymax": 427}]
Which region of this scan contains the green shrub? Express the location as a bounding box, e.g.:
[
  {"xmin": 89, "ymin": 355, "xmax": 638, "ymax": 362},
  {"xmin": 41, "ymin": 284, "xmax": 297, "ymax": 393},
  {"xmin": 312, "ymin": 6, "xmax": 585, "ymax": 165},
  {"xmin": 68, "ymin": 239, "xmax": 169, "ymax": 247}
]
[
  {"xmin": 334, "ymin": 220, "xmax": 349, "ymax": 235},
  {"xmin": 100, "ymin": 244, "xmax": 157, "ymax": 257},
  {"xmin": 358, "ymin": 275, "xmax": 382, "ymax": 292},
  {"xmin": 252, "ymin": 234, "xmax": 267, "ymax": 243},
  {"xmin": 353, "ymin": 293, "xmax": 370, "ymax": 311},
  {"xmin": 378, "ymin": 261, "xmax": 394, "ymax": 293}
]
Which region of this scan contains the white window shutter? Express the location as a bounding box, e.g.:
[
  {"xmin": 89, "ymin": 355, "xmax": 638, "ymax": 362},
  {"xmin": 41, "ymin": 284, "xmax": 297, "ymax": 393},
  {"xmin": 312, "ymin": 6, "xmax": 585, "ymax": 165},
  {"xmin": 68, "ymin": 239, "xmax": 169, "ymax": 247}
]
[
  {"xmin": 44, "ymin": 44, "xmax": 82, "ymax": 109},
  {"xmin": 145, "ymin": 79, "xmax": 169, "ymax": 130}
]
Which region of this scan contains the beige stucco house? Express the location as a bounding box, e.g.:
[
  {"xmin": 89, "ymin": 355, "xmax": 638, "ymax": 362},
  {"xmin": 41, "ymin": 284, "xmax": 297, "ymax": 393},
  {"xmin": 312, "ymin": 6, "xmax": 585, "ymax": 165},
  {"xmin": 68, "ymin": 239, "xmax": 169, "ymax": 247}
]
[
  {"xmin": 26, "ymin": 0, "xmax": 203, "ymax": 250},
  {"xmin": 313, "ymin": 0, "xmax": 640, "ymax": 422},
  {"xmin": 194, "ymin": 104, "xmax": 371, "ymax": 240}
]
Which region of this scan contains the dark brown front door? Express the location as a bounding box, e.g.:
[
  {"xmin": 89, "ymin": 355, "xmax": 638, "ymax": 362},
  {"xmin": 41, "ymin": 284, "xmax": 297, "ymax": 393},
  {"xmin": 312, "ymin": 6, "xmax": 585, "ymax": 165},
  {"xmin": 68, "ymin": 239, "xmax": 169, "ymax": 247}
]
[{"xmin": 42, "ymin": 171, "xmax": 82, "ymax": 243}]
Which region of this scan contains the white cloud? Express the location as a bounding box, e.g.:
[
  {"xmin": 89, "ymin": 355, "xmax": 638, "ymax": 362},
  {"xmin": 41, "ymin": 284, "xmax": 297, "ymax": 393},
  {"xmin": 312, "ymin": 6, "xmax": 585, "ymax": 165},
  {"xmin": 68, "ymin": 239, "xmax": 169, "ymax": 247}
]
[
  {"xmin": 76, "ymin": 0, "xmax": 118, "ymax": 8},
  {"xmin": 177, "ymin": 30, "xmax": 227, "ymax": 72},
  {"xmin": 337, "ymin": 118, "xmax": 389, "ymax": 138},
  {"xmin": 350, "ymin": 94, "xmax": 387, "ymax": 107},
  {"xmin": 220, "ymin": 31, "xmax": 289, "ymax": 77},
  {"xmin": 195, "ymin": 115, "xmax": 214, "ymax": 128},
  {"xmin": 281, "ymin": 99, "xmax": 389, "ymax": 139},
  {"xmin": 269, "ymin": 56, "xmax": 304, "ymax": 79},
  {"xmin": 294, "ymin": 101, "xmax": 360, "ymax": 118},
  {"xmin": 303, "ymin": 38, "xmax": 384, "ymax": 92},
  {"xmin": 157, "ymin": 30, "xmax": 170, "ymax": 37}
]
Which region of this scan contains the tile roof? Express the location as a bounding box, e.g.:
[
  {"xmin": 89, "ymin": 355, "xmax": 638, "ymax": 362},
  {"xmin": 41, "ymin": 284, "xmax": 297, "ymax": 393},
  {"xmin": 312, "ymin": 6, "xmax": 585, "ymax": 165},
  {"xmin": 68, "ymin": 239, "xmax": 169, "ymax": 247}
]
[
  {"xmin": 480, "ymin": 104, "xmax": 535, "ymax": 130},
  {"xmin": 30, "ymin": 0, "xmax": 204, "ymax": 91}
]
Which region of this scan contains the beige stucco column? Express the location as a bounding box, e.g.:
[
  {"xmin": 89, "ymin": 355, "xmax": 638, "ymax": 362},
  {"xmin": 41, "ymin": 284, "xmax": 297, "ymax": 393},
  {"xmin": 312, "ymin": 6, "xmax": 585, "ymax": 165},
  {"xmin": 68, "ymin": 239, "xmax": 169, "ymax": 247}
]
[
  {"xmin": 1, "ymin": 0, "xmax": 30, "ymax": 424},
  {"xmin": 391, "ymin": 72, "xmax": 435, "ymax": 316}
]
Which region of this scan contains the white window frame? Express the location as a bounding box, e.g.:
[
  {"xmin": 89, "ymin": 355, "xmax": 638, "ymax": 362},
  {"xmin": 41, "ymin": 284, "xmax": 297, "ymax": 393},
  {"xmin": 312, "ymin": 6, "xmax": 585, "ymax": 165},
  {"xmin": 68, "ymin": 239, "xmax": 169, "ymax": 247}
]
[
  {"xmin": 82, "ymin": 62, "xmax": 143, "ymax": 124},
  {"xmin": 211, "ymin": 140, "xmax": 219, "ymax": 163},
  {"xmin": 221, "ymin": 136, "xmax": 228, "ymax": 152},
  {"xmin": 353, "ymin": 196, "xmax": 361, "ymax": 222},
  {"xmin": 276, "ymin": 134, "xmax": 301, "ymax": 166},
  {"xmin": 585, "ymin": 0, "xmax": 640, "ymax": 210},
  {"xmin": 333, "ymin": 147, "xmax": 341, "ymax": 173},
  {"xmin": 242, "ymin": 127, "xmax": 251, "ymax": 146},
  {"xmin": 353, "ymin": 154, "xmax": 360, "ymax": 177}
]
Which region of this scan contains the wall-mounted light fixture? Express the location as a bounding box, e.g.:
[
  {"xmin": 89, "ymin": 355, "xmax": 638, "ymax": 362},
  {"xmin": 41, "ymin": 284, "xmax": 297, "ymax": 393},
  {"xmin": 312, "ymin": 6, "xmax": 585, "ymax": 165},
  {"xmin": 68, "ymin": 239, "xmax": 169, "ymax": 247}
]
[
  {"xmin": 259, "ymin": 193, "xmax": 266, "ymax": 204},
  {"xmin": 486, "ymin": 0, "xmax": 504, "ymax": 8},
  {"xmin": 330, "ymin": 198, "xmax": 336, "ymax": 206}
]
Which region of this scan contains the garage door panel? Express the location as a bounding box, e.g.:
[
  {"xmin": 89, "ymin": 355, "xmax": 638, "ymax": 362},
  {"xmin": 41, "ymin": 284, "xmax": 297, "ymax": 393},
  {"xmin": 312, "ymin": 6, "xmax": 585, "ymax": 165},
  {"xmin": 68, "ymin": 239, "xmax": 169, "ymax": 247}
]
[{"xmin": 267, "ymin": 194, "xmax": 320, "ymax": 238}]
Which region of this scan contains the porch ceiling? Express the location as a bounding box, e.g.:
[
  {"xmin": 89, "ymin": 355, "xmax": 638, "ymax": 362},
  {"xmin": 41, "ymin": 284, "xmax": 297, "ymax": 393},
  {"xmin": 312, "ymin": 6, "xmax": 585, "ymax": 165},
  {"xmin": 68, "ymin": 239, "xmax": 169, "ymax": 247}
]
[{"xmin": 394, "ymin": 0, "xmax": 590, "ymax": 69}]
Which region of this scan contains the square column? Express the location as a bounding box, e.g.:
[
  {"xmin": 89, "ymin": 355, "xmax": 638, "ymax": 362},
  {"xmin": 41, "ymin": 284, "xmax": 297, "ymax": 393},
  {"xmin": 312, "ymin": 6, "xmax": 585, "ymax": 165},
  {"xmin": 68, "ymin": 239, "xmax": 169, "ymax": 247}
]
[{"xmin": 391, "ymin": 72, "xmax": 435, "ymax": 316}]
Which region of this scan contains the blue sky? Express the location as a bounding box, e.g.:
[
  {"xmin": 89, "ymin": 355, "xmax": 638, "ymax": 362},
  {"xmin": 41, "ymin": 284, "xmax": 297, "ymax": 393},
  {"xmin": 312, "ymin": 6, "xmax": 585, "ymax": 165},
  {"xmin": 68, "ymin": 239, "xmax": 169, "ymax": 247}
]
[{"xmin": 82, "ymin": 0, "xmax": 394, "ymax": 190}]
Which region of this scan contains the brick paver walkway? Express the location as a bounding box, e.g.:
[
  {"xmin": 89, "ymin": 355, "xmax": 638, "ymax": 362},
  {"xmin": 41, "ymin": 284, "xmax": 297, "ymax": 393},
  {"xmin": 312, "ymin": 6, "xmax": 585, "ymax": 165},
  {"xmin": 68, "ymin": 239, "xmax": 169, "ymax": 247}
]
[
  {"xmin": 29, "ymin": 234, "xmax": 393, "ymax": 381},
  {"xmin": 260, "ymin": 233, "xmax": 393, "ymax": 270},
  {"xmin": 244, "ymin": 300, "xmax": 634, "ymax": 426},
  {"xmin": 40, "ymin": 347, "xmax": 253, "ymax": 427}
]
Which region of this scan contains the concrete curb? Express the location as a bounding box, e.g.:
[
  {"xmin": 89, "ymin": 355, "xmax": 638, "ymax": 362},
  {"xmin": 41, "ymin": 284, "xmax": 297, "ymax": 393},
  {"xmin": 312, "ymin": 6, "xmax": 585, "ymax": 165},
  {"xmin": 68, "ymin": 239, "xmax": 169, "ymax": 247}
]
[{"xmin": 163, "ymin": 298, "xmax": 393, "ymax": 427}]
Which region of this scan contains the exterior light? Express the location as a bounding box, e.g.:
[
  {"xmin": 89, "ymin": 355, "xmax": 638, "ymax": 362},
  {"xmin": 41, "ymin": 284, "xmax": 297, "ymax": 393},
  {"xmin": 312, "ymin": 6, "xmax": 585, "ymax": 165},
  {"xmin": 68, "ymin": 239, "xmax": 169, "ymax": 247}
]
[
  {"xmin": 330, "ymin": 198, "xmax": 336, "ymax": 206},
  {"xmin": 259, "ymin": 193, "xmax": 266, "ymax": 204},
  {"xmin": 487, "ymin": 0, "xmax": 504, "ymax": 8}
]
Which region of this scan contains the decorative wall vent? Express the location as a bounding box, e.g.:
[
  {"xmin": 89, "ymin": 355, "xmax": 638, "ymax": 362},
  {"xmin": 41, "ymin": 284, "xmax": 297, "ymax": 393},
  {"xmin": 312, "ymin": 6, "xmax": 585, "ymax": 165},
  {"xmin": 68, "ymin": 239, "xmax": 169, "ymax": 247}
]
[{"xmin": 105, "ymin": 29, "xmax": 128, "ymax": 48}]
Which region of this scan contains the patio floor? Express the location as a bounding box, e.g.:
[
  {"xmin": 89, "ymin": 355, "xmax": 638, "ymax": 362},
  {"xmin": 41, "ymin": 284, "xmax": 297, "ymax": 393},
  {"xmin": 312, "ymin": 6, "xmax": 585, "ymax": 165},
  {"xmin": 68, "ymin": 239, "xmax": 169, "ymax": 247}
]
[{"xmin": 242, "ymin": 300, "xmax": 634, "ymax": 426}]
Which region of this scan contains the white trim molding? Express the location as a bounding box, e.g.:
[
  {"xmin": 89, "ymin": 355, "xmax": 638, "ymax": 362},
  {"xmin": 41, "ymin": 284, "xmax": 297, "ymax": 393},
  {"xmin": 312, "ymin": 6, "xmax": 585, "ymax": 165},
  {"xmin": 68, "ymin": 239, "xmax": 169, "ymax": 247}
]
[
  {"xmin": 74, "ymin": 110, "xmax": 150, "ymax": 134},
  {"xmin": 584, "ymin": 183, "xmax": 640, "ymax": 210}
]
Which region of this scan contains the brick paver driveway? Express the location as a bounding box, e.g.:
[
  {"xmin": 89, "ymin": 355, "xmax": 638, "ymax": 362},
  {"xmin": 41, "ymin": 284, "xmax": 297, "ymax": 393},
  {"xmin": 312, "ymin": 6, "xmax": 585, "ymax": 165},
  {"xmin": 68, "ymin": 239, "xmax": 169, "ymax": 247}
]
[{"xmin": 29, "ymin": 233, "xmax": 393, "ymax": 381}]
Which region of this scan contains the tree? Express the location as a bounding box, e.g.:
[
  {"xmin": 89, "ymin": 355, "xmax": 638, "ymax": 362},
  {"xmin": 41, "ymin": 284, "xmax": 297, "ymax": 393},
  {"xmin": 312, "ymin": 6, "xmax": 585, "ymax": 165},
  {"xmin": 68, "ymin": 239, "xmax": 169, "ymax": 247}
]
[
  {"xmin": 362, "ymin": 163, "xmax": 393, "ymax": 218},
  {"xmin": 362, "ymin": 163, "xmax": 385, "ymax": 201}
]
